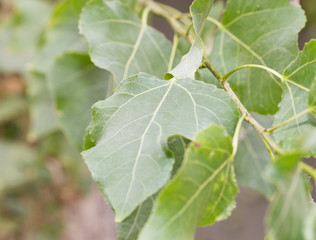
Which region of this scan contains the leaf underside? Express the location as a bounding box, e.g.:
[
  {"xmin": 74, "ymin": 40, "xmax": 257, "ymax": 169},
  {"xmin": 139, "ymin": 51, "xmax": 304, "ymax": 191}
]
[{"xmin": 82, "ymin": 73, "xmax": 239, "ymax": 221}]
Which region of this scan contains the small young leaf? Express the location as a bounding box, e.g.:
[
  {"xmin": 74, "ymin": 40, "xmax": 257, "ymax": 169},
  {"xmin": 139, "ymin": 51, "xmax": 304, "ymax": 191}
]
[
  {"xmin": 266, "ymin": 153, "xmax": 311, "ymax": 240},
  {"xmin": 81, "ymin": 73, "xmax": 239, "ymax": 221},
  {"xmin": 138, "ymin": 125, "xmax": 238, "ymax": 240},
  {"xmin": 209, "ymin": 0, "xmax": 306, "ymax": 114},
  {"xmin": 273, "ymin": 40, "xmax": 316, "ymax": 156},
  {"xmin": 79, "ymin": 0, "xmax": 174, "ymax": 86},
  {"xmin": 48, "ymin": 53, "xmax": 111, "ymax": 149}
]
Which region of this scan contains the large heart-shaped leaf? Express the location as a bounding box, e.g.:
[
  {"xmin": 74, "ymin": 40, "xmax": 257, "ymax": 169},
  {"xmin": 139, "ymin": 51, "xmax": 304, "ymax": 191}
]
[
  {"xmin": 79, "ymin": 0, "xmax": 174, "ymax": 86},
  {"xmin": 209, "ymin": 0, "xmax": 305, "ymax": 114},
  {"xmin": 138, "ymin": 125, "xmax": 238, "ymax": 240},
  {"xmin": 48, "ymin": 53, "xmax": 111, "ymax": 149},
  {"xmin": 81, "ymin": 73, "xmax": 239, "ymax": 221},
  {"xmin": 273, "ymin": 40, "xmax": 316, "ymax": 156}
]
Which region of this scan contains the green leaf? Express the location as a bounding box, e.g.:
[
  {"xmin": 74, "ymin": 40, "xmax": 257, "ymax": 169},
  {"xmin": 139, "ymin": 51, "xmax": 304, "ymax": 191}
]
[
  {"xmin": 47, "ymin": 53, "xmax": 111, "ymax": 149},
  {"xmin": 27, "ymin": 71, "xmax": 59, "ymax": 140},
  {"xmin": 81, "ymin": 73, "xmax": 239, "ymax": 221},
  {"xmin": 309, "ymin": 78, "xmax": 316, "ymax": 115},
  {"xmin": 31, "ymin": 0, "xmax": 88, "ymax": 73},
  {"xmin": 266, "ymin": 153, "xmax": 310, "ymax": 240},
  {"xmin": 305, "ymin": 206, "xmax": 316, "ymax": 240},
  {"xmin": 0, "ymin": 141, "xmax": 36, "ymax": 192},
  {"xmin": 138, "ymin": 125, "xmax": 238, "ymax": 240},
  {"xmin": 167, "ymin": 135, "xmax": 191, "ymax": 177},
  {"xmin": 234, "ymin": 114, "xmax": 274, "ymax": 198},
  {"xmin": 117, "ymin": 136, "xmax": 190, "ymax": 239},
  {"xmin": 273, "ymin": 40, "xmax": 316, "ymax": 156},
  {"xmin": 209, "ymin": 0, "xmax": 305, "ymax": 114},
  {"xmin": 0, "ymin": 0, "xmax": 52, "ymax": 73},
  {"xmin": 117, "ymin": 195, "xmax": 155, "ymax": 240},
  {"xmin": 190, "ymin": 0, "xmax": 213, "ymax": 35},
  {"xmin": 79, "ymin": 0, "xmax": 174, "ymax": 86}
]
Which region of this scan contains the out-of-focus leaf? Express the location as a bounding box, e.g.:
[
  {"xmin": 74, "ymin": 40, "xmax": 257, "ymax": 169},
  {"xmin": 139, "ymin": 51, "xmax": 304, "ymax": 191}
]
[
  {"xmin": 234, "ymin": 115, "xmax": 274, "ymax": 198},
  {"xmin": 0, "ymin": 0, "xmax": 52, "ymax": 73},
  {"xmin": 138, "ymin": 125, "xmax": 238, "ymax": 240},
  {"xmin": 273, "ymin": 40, "xmax": 316, "ymax": 156},
  {"xmin": 0, "ymin": 96, "xmax": 27, "ymax": 123},
  {"xmin": 27, "ymin": 71, "xmax": 59, "ymax": 140},
  {"xmin": 209, "ymin": 0, "xmax": 305, "ymax": 114},
  {"xmin": 0, "ymin": 141, "xmax": 36, "ymax": 192},
  {"xmin": 32, "ymin": 0, "xmax": 88, "ymax": 73},
  {"xmin": 79, "ymin": 0, "xmax": 174, "ymax": 86},
  {"xmin": 48, "ymin": 53, "xmax": 111, "ymax": 149},
  {"xmin": 266, "ymin": 153, "xmax": 311, "ymax": 240},
  {"xmin": 82, "ymin": 73, "xmax": 239, "ymax": 221}
]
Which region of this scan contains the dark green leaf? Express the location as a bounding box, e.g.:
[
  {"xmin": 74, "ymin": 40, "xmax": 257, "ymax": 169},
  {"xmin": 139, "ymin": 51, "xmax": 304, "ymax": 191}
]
[
  {"xmin": 138, "ymin": 125, "xmax": 238, "ymax": 240},
  {"xmin": 81, "ymin": 73, "xmax": 239, "ymax": 221},
  {"xmin": 209, "ymin": 0, "xmax": 305, "ymax": 114}
]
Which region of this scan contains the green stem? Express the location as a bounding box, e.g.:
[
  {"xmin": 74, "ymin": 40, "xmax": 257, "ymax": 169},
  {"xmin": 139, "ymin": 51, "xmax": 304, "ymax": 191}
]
[
  {"xmin": 222, "ymin": 64, "xmax": 284, "ymax": 81},
  {"xmin": 267, "ymin": 108, "xmax": 312, "ymax": 132},
  {"xmin": 300, "ymin": 162, "xmax": 316, "ymax": 180},
  {"xmin": 232, "ymin": 115, "xmax": 245, "ymax": 156},
  {"xmin": 203, "ymin": 58, "xmax": 285, "ymax": 155},
  {"xmin": 168, "ymin": 34, "xmax": 179, "ymax": 71}
]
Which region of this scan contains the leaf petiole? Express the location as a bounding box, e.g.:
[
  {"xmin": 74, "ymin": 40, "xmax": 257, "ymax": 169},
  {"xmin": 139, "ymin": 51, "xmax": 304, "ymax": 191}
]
[
  {"xmin": 168, "ymin": 34, "xmax": 179, "ymax": 71},
  {"xmin": 267, "ymin": 108, "xmax": 312, "ymax": 133}
]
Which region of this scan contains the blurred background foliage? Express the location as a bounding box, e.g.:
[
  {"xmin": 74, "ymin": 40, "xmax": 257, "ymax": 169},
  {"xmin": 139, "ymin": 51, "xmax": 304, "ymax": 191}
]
[{"xmin": 0, "ymin": 0, "xmax": 315, "ymax": 239}]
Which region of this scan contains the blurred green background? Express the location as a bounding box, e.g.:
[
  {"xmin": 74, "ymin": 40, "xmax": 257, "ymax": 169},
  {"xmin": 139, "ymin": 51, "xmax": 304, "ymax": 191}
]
[{"xmin": 0, "ymin": 0, "xmax": 315, "ymax": 239}]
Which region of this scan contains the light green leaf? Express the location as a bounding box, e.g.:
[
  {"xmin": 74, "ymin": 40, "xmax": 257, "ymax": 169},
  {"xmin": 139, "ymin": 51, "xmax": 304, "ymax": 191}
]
[
  {"xmin": 48, "ymin": 53, "xmax": 111, "ymax": 149},
  {"xmin": 32, "ymin": 0, "xmax": 88, "ymax": 73},
  {"xmin": 266, "ymin": 153, "xmax": 310, "ymax": 240},
  {"xmin": 168, "ymin": 39, "xmax": 203, "ymax": 80},
  {"xmin": 234, "ymin": 114, "xmax": 274, "ymax": 198},
  {"xmin": 0, "ymin": 0, "xmax": 52, "ymax": 73},
  {"xmin": 79, "ymin": 0, "xmax": 173, "ymax": 86},
  {"xmin": 305, "ymin": 206, "xmax": 316, "ymax": 240},
  {"xmin": 0, "ymin": 141, "xmax": 36, "ymax": 192},
  {"xmin": 168, "ymin": 0, "xmax": 213, "ymax": 80},
  {"xmin": 27, "ymin": 71, "xmax": 59, "ymax": 140},
  {"xmin": 138, "ymin": 125, "xmax": 238, "ymax": 240},
  {"xmin": 117, "ymin": 135, "xmax": 190, "ymax": 239},
  {"xmin": 190, "ymin": 0, "xmax": 213, "ymax": 35},
  {"xmin": 81, "ymin": 73, "xmax": 239, "ymax": 221},
  {"xmin": 209, "ymin": 0, "xmax": 305, "ymax": 114},
  {"xmin": 309, "ymin": 78, "xmax": 316, "ymax": 115},
  {"xmin": 273, "ymin": 40, "xmax": 316, "ymax": 156}
]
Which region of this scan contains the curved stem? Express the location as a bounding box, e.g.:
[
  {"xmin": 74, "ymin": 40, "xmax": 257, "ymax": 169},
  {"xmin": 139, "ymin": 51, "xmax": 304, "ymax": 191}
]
[
  {"xmin": 300, "ymin": 162, "xmax": 316, "ymax": 180},
  {"xmin": 232, "ymin": 115, "xmax": 245, "ymax": 156},
  {"xmin": 222, "ymin": 64, "xmax": 284, "ymax": 81},
  {"xmin": 168, "ymin": 34, "xmax": 179, "ymax": 71},
  {"xmin": 267, "ymin": 108, "xmax": 312, "ymax": 132}
]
